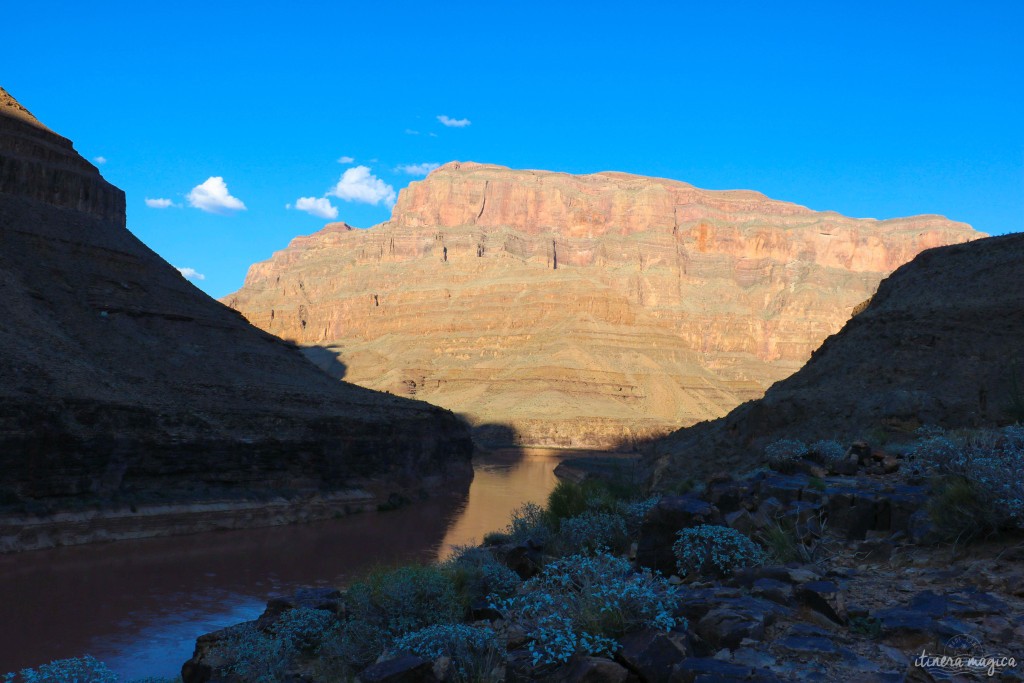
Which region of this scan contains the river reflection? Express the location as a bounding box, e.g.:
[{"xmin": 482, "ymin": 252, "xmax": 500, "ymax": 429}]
[{"xmin": 0, "ymin": 448, "xmax": 573, "ymax": 679}]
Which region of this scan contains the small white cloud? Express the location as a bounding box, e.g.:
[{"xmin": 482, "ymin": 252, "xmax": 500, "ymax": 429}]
[
  {"xmin": 145, "ymin": 197, "xmax": 177, "ymax": 209},
  {"xmin": 186, "ymin": 177, "xmax": 247, "ymax": 214},
  {"xmin": 327, "ymin": 166, "xmax": 396, "ymax": 207},
  {"xmin": 94, "ymin": 156, "xmax": 107, "ymax": 165},
  {"xmin": 437, "ymin": 115, "xmax": 471, "ymax": 128},
  {"xmin": 177, "ymin": 267, "xmax": 206, "ymax": 281},
  {"xmin": 294, "ymin": 196, "xmax": 339, "ymax": 219},
  {"xmin": 337, "ymin": 155, "xmax": 355, "ymax": 164},
  {"xmin": 405, "ymin": 129, "xmax": 420, "ymax": 135},
  {"xmin": 428, "ymin": 132, "xmax": 438, "ymax": 137},
  {"xmin": 398, "ymin": 162, "xmax": 440, "ymax": 177}
]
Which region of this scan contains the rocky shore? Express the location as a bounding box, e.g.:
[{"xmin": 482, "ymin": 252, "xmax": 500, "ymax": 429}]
[{"xmin": 179, "ymin": 432, "xmax": 1024, "ymax": 682}]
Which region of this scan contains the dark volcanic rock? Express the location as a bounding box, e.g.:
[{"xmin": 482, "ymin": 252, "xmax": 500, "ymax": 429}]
[
  {"xmin": 0, "ymin": 87, "xmax": 473, "ymax": 551},
  {"xmin": 636, "ymin": 495, "xmax": 721, "ymax": 575},
  {"xmin": 649, "ymin": 231, "xmax": 1024, "ymax": 485}
]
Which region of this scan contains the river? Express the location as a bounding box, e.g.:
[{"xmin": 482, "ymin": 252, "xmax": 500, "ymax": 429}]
[{"xmin": 0, "ymin": 448, "xmax": 576, "ymax": 679}]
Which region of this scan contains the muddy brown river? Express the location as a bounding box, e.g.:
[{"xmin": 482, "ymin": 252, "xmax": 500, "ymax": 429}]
[{"xmin": 0, "ymin": 449, "xmax": 577, "ymax": 679}]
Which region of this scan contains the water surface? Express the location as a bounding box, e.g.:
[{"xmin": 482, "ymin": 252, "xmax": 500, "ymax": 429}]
[{"xmin": 0, "ymin": 448, "xmax": 572, "ymax": 679}]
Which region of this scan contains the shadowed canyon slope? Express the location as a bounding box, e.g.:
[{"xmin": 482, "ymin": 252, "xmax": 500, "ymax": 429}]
[
  {"xmin": 225, "ymin": 163, "xmax": 981, "ymax": 448},
  {"xmin": 648, "ymin": 232, "xmax": 1024, "ymax": 486},
  {"xmin": 0, "ymin": 88, "xmax": 472, "ymax": 550}
]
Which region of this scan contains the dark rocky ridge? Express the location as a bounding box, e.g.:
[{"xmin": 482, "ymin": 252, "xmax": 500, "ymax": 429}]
[
  {"xmin": 649, "ymin": 232, "xmax": 1024, "ymax": 486},
  {"xmin": 0, "ymin": 87, "xmax": 473, "ymax": 551}
]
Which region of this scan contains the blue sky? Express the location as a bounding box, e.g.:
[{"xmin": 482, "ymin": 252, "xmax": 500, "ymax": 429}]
[{"xmin": 4, "ymin": 1, "xmax": 1022, "ymax": 298}]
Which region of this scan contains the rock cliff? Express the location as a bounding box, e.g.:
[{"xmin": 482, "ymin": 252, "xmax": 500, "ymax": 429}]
[
  {"xmin": 0, "ymin": 87, "xmax": 473, "ymax": 551},
  {"xmin": 648, "ymin": 232, "xmax": 1024, "ymax": 486},
  {"xmin": 225, "ymin": 162, "xmax": 981, "ymax": 448}
]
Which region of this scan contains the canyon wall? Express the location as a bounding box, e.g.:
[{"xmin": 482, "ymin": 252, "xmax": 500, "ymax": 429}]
[
  {"xmin": 0, "ymin": 87, "xmax": 473, "ymax": 550},
  {"xmin": 225, "ymin": 163, "xmax": 982, "ymax": 448},
  {"xmin": 647, "ymin": 232, "xmax": 1024, "ymax": 485}
]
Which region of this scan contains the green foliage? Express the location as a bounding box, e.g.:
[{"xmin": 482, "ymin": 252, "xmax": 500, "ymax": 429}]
[
  {"xmin": 492, "ymin": 552, "xmax": 682, "ymax": 666},
  {"xmin": 218, "ymin": 623, "xmax": 290, "ymax": 683},
  {"xmin": 848, "ymin": 615, "xmax": 883, "ymax": 639},
  {"xmin": 4, "ymin": 656, "xmax": 119, "ymax": 683},
  {"xmin": 914, "ymin": 425, "xmax": 1024, "ymax": 536},
  {"xmin": 546, "ymin": 480, "xmax": 590, "ymax": 520},
  {"xmin": 442, "ymin": 545, "xmax": 521, "ymax": 606},
  {"xmin": 482, "ymin": 531, "xmax": 510, "ymax": 545},
  {"xmin": 345, "ymin": 564, "xmax": 461, "ymax": 637},
  {"xmin": 808, "ymin": 476, "xmax": 827, "ymax": 491},
  {"xmin": 392, "ymin": 625, "xmax": 503, "ymax": 682},
  {"xmin": 674, "ymin": 524, "xmax": 768, "ymax": 577},
  {"xmin": 504, "ymin": 502, "xmax": 553, "ymax": 545}
]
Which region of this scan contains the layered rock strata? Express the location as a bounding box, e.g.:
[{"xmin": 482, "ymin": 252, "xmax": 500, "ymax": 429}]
[
  {"xmin": 648, "ymin": 232, "xmax": 1024, "ymax": 486},
  {"xmin": 225, "ymin": 162, "xmax": 981, "ymax": 448},
  {"xmin": 0, "ymin": 87, "xmax": 473, "ymax": 551}
]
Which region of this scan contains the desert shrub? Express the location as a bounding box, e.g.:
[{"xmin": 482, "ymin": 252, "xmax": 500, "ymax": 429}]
[
  {"xmin": 674, "ymin": 525, "xmax": 767, "ymax": 577},
  {"xmin": 764, "ymin": 439, "xmax": 808, "ymax": 472},
  {"xmin": 392, "ymin": 624, "xmax": 503, "ymax": 682},
  {"xmin": 915, "ymin": 426, "xmax": 1024, "ymax": 534},
  {"xmin": 4, "ymin": 656, "xmax": 119, "ymax": 683},
  {"xmin": 546, "ymin": 480, "xmax": 589, "ymax": 520},
  {"xmin": 218, "ymin": 623, "xmax": 290, "ymax": 682},
  {"xmin": 345, "ymin": 564, "xmax": 460, "ymax": 638},
  {"xmin": 504, "ymin": 502, "xmax": 553, "ymax": 546},
  {"xmin": 271, "ymin": 607, "xmax": 339, "ymax": 654},
  {"xmin": 555, "ymin": 511, "xmax": 629, "ymax": 555},
  {"xmin": 492, "ymin": 552, "xmax": 682, "ymax": 666},
  {"xmin": 321, "ymin": 618, "xmax": 388, "ymax": 669},
  {"xmin": 809, "ymin": 439, "xmax": 846, "ymax": 466},
  {"xmin": 616, "ymin": 496, "xmax": 660, "ymax": 536},
  {"xmin": 482, "ymin": 531, "xmax": 510, "ymax": 545},
  {"xmin": 442, "ymin": 545, "xmax": 521, "ymax": 604}
]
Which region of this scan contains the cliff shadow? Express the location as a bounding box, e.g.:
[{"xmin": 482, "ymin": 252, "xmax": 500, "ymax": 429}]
[{"xmin": 300, "ymin": 345, "xmax": 348, "ymax": 381}]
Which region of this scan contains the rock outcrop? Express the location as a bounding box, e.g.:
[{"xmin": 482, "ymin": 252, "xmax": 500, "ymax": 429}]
[
  {"xmin": 648, "ymin": 232, "xmax": 1024, "ymax": 486},
  {"xmin": 225, "ymin": 162, "xmax": 981, "ymax": 448},
  {"xmin": 0, "ymin": 87, "xmax": 473, "ymax": 551}
]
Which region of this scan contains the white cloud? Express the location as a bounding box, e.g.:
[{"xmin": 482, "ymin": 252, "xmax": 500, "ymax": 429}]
[
  {"xmin": 145, "ymin": 197, "xmax": 177, "ymax": 209},
  {"xmin": 177, "ymin": 267, "xmax": 206, "ymax": 281},
  {"xmin": 327, "ymin": 166, "xmax": 396, "ymax": 207},
  {"xmin": 94, "ymin": 156, "xmax": 107, "ymax": 165},
  {"xmin": 398, "ymin": 162, "xmax": 440, "ymax": 177},
  {"xmin": 186, "ymin": 177, "xmax": 247, "ymax": 214},
  {"xmin": 337, "ymin": 155, "xmax": 355, "ymax": 164},
  {"xmin": 405, "ymin": 128, "xmax": 420, "ymax": 135},
  {"xmin": 294, "ymin": 196, "xmax": 339, "ymax": 219},
  {"xmin": 437, "ymin": 115, "xmax": 471, "ymax": 128}
]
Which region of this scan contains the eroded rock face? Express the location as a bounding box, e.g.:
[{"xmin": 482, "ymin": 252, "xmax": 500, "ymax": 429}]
[
  {"xmin": 225, "ymin": 162, "xmax": 980, "ymax": 448},
  {"xmin": 0, "ymin": 87, "xmax": 473, "ymax": 550},
  {"xmin": 649, "ymin": 232, "xmax": 1024, "ymax": 485}
]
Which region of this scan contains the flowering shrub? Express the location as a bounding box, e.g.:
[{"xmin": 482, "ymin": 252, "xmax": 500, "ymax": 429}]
[
  {"xmin": 809, "ymin": 440, "xmax": 846, "ymax": 466},
  {"xmin": 764, "ymin": 439, "xmax": 808, "ymax": 471},
  {"xmin": 492, "ymin": 552, "xmax": 682, "ymax": 666},
  {"xmin": 674, "ymin": 525, "xmax": 767, "ymax": 577},
  {"xmin": 556, "ymin": 511, "xmax": 629, "ymax": 554},
  {"xmin": 392, "ymin": 624, "xmax": 502, "ymax": 681},
  {"xmin": 4, "ymin": 656, "xmax": 118, "ymax": 683}
]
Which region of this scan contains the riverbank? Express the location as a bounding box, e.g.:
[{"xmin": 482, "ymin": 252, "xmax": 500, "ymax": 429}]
[{"xmin": 0, "ymin": 462, "xmax": 472, "ymax": 554}]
